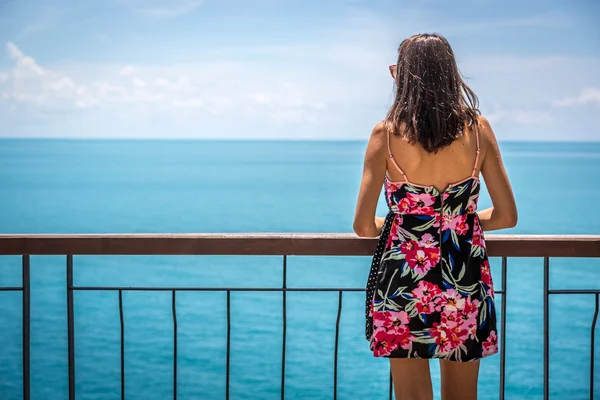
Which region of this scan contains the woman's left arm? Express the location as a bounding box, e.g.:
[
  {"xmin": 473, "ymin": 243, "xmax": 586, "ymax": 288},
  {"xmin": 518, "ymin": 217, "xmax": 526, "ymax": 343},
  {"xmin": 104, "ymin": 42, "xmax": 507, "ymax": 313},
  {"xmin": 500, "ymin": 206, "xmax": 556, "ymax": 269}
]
[{"xmin": 353, "ymin": 122, "xmax": 387, "ymax": 237}]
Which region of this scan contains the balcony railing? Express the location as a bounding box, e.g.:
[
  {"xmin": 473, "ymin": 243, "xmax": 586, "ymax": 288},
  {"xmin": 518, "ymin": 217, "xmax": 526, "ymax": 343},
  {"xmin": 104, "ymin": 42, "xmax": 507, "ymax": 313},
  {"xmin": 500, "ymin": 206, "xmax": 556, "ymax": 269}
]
[{"xmin": 1, "ymin": 234, "xmax": 599, "ymax": 400}]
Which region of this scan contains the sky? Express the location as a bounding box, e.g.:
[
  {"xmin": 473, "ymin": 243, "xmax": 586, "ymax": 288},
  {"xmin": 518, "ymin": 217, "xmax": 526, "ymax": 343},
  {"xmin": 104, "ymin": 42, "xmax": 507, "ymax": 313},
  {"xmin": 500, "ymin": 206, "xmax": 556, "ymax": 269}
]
[{"xmin": 0, "ymin": 0, "xmax": 599, "ymax": 141}]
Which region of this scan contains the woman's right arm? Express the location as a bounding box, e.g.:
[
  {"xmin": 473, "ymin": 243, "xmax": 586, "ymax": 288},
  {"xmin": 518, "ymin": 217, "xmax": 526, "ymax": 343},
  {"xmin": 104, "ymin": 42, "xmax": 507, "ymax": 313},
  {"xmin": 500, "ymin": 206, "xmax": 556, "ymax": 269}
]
[{"xmin": 478, "ymin": 116, "xmax": 518, "ymax": 231}]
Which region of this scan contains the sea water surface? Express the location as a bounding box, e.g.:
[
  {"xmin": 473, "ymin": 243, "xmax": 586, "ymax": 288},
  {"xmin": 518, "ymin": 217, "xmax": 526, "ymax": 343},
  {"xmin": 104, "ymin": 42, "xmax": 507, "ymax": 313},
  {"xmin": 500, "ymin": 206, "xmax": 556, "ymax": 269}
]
[{"xmin": 0, "ymin": 139, "xmax": 599, "ymax": 400}]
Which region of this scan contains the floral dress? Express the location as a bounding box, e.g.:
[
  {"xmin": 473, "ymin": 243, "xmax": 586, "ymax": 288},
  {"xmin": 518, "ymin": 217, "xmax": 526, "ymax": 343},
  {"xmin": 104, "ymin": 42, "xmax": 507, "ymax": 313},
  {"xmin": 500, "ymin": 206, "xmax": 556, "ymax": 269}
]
[{"xmin": 365, "ymin": 129, "xmax": 498, "ymax": 362}]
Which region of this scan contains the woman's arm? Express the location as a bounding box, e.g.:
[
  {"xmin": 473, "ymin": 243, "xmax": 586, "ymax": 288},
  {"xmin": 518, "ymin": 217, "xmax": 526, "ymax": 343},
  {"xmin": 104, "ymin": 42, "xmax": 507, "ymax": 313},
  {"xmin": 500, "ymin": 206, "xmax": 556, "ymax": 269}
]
[
  {"xmin": 478, "ymin": 116, "xmax": 518, "ymax": 231},
  {"xmin": 353, "ymin": 123, "xmax": 387, "ymax": 237}
]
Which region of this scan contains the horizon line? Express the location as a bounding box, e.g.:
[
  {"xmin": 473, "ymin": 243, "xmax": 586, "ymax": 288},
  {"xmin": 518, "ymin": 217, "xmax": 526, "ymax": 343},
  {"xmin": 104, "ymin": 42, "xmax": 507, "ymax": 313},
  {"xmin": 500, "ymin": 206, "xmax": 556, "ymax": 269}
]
[{"xmin": 0, "ymin": 137, "xmax": 599, "ymax": 144}]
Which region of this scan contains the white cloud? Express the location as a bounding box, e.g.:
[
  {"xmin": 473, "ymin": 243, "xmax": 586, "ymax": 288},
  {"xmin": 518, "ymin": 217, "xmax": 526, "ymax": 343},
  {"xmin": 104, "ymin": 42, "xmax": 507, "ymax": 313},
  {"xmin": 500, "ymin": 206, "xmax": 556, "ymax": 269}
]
[
  {"xmin": 0, "ymin": 42, "xmax": 330, "ymax": 127},
  {"xmin": 554, "ymin": 88, "xmax": 600, "ymax": 108},
  {"xmin": 486, "ymin": 107, "xmax": 554, "ymax": 125},
  {"xmin": 1, "ymin": 7, "xmax": 599, "ymax": 141},
  {"xmin": 132, "ymin": 78, "xmax": 147, "ymax": 88},
  {"xmin": 173, "ymin": 99, "xmax": 203, "ymax": 108},
  {"xmin": 1, "ymin": 42, "xmax": 94, "ymax": 109},
  {"xmin": 119, "ymin": 65, "xmax": 135, "ymax": 76},
  {"xmin": 7, "ymin": 43, "xmax": 44, "ymax": 75}
]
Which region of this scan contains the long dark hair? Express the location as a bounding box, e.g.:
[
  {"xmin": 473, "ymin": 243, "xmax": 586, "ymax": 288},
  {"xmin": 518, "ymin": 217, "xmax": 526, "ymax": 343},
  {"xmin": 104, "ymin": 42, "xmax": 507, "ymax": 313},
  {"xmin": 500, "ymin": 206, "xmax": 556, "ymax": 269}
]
[{"xmin": 385, "ymin": 33, "xmax": 480, "ymax": 153}]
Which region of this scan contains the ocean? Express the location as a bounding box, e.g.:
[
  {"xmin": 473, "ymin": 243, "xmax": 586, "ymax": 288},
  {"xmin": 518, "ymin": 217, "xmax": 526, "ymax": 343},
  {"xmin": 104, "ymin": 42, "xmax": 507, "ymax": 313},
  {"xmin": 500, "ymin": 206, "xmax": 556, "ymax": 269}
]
[{"xmin": 0, "ymin": 139, "xmax": 599, "ymax": 400}]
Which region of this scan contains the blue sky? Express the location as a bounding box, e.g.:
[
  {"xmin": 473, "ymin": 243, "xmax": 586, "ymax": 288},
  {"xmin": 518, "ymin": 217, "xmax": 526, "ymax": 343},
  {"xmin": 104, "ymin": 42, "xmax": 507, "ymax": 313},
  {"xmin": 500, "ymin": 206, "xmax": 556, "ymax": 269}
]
[{"xmin": 0, "ymin": 0, "xmax": 599, "ymax": 140}]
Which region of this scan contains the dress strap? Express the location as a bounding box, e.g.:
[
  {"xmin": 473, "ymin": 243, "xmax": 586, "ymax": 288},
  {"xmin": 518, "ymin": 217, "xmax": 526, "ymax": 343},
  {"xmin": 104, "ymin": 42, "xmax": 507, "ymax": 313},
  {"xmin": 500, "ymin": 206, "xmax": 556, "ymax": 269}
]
[
  {"xmin": 471, "ymin": 122, "xmax": 481, "ymax": 178},
  {"xmin": 387, "ymin": 128, "xmax": 409, "ymax": 182}
]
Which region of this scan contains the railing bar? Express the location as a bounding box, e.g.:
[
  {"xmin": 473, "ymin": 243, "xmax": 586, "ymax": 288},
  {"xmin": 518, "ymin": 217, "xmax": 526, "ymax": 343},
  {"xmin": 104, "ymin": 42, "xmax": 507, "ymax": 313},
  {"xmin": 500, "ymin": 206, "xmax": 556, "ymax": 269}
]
[
  {"xmin": 591, "ymin": 293, "xmax": 599, "ymax": 400},
  {"xmin": 67, "ymin": 254, "xmax": 75, "ymax": 400},
  {"xmin": 0, "ymin": 287, "xmax": 24, "ymax": 291},
  {"xmin": 333, "ymin": 291, "xmax": 342, "ymax": 400},
  {"xmin": 68, "ymin": 286, "xmax": 508, "ymax": 294},
  {"xmin": 281, "ymin": 255, "xmax": 287, "ymax": 400},
  {"xmin": 119, "ymin": 290, "xmax": 125, "ymax": 400},
  {"xmin": 226, "ymin": 290, "xmax": 231, "ymax": 400},
  {"xmin": 71, "ymin": 287, "xmax": 366, "ymax": 292},
  {"xmin": 68, "ymin": 286, "xmax": 510, "ymax": 294},
  {"xmin": 549, "ymin": 290, "xmax": 600, "ymax": 295},
  {"xmin": 172, "ymin": 290, "xmax": 177, "ymax": 400},
  {"xmin": 543, "ymin": 257, "xmax": 550, "ymax": 400},
  {"xmin": 22, "ymin": 255, "xmax": 30, "ymax": 400},
  {"xmin": 499, "ymin": 257, "xmax": 507, "ymax": 400},
  {"xmin": 2, "ymin": 234, "xmax": 599, "ymax": 258}
]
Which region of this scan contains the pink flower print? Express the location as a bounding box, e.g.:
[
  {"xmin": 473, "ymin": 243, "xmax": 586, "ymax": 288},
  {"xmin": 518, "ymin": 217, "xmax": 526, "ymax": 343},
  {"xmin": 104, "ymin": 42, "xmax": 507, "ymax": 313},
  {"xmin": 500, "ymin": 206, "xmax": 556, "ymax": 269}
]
[
  {"xmin": 433, "ymin": 214, "xmax": 441, "ymax": 228},
  {"xmin": 407, "ymin": 192, "xmax": 435, "ymax": 208},
  {"xmin": 406, "ymin": 192, "xmax": 436, "ymax": 215},
  {"xmin": 390, "ymin": 217, "xmax": 405, "ymax": 244},
  {"xmin": 437, "ymin": 308, "xmax": 470, "ymax": 350},
  {"xmin": 412, "ymin": 281, "xmax": 442, "ymax": 302},
  {"xmin": 447, "ymin": 213, "xmax": 464, "ymax": 229},
  {"xmin": 456, "ymin": 222, "xmax": 469, "ymax": 235},
  {"xmin": 396, "ymin": 325, "xmax": 414, "ymax": 350},
  {"xmin": 455, "ymin": 217, "xmax": 470, "ymax": 235},
  {"xmin": 462, "ymin": 298, "xmax": 480, "ymax": 323},
  {"xmin": 416, "ymin": 300, "xmax": 436, "ymax": 315},
  {"xmin": 480, "ymin": 260, "xmax": 495, "ymax": 298},
  {"xmin": 482, "ymin": 331, "xmax": 499, "ymax": 357},
  {"xmin": 460, "ymin": 298, "xmax": 480, "ymax": 338},
  {"xmin": 407, "ymin": 249, "xmax": 435, "ymax": 275},
  {"xmin": 480, "ymin": 260, "xmax": 492, "ymax": 287},
  {"xmin": 373, "ymin": 311, "xmax": 387, "ymax": 329},
  {"xmin": 442, "ymin": 214, "xmax": 469, "ymax": 233},
  {"xmin": 402, "ymin": 241, "xmax": 440, "ymax": 275},
  {"xmin": 384, "ymin": 311, "xmax": 410, "ymax": 331},
  {"xmin": 440, "ymin": 309, "xmax": 460, "ymax": 329},
  {"xmin": 371, "ymin": 309, "xmax": 413, "ymax": 355},
  {"xmin": 419, "ymin": 233, "xmax": 438, "ymax": 248},
  {"xmin": 398, "ymin": 198, "xmax": 411, "ymax": 213},
  {"xmin": 443, "ymin": 191, "xmax": 450, "ymax": 202},
  {"xmin": 472, "ymin": 222, "xmax": 484, "ymax": 247},
  {"xmin": 430, "ymin": 323, "xmax": 453, "ymax": 354},
  {"xmin": 467, "ymin": 199, "xmax": 476, "ymax": 214},
  {"xmin": 427, "ymin": 248, "xmax": 441, "ymax": 267},
  {"xmin": 400, "ymin": 240, "xmax": 419, "ymax": 258},
  {"xmin": 441, "ymin": 213, "xmax": 454, "ymax": 230},
  {"xmin": 449, "ymin": 329, "xmax": 468, "ymax": 349},
  {"xmin": 386, "ymin": 182, "xmax": 403, "ymax": 195},
  {"xmin": 394, "ymin": 214, "xmax": 404, "ymax": 226},
  {"xmin": 371, "ymin": 329, "xmax": 399, "ymax": 357},
  {"xmin": 386, "ymin": 233, "xmax": 394, "ymax": 249},
  {"xmin": 438, "ymin": 289, "xmax": 466, "ymax": 313},
  {"xmin": 373, "ymin": 310, "xmax": 410, "ymax": 332}
]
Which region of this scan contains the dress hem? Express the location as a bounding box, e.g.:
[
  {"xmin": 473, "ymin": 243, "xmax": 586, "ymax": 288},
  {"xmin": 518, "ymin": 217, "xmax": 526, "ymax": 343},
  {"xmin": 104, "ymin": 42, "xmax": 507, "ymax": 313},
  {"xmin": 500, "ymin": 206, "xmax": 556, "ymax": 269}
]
[{"xmin": 372, "ymin": 351, "xmax": 498, "ymax": 362}]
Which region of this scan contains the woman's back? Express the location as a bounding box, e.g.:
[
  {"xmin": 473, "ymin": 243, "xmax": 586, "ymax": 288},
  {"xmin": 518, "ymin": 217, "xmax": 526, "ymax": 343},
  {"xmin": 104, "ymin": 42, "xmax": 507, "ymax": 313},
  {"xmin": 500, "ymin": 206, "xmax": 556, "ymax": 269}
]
[{"xmin": 386, "ymin": 123, "xmax": 482, "ymax": 193}]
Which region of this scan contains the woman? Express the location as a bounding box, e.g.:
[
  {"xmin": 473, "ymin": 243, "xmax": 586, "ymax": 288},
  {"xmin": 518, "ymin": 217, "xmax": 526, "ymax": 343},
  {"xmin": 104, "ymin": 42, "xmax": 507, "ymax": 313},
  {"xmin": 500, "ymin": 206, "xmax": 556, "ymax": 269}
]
[{"xmin": 353, "ymin": 33, "xmax": 517, "ymax": 400}]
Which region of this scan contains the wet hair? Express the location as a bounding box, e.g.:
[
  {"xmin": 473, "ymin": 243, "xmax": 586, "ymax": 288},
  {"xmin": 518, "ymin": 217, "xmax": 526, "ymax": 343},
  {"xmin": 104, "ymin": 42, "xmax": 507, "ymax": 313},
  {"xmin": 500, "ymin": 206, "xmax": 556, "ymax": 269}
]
[{"xmin": 385, "ymin": 33, "xmax": 480, "ymax": 153}]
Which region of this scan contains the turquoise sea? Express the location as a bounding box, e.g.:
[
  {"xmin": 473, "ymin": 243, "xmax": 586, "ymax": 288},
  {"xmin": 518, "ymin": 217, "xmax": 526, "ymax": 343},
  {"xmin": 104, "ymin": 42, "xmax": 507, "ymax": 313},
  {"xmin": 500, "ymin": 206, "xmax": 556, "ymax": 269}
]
[{"xmin": 0, "ymin": 139, "xmax": 599, "ymax": 400}]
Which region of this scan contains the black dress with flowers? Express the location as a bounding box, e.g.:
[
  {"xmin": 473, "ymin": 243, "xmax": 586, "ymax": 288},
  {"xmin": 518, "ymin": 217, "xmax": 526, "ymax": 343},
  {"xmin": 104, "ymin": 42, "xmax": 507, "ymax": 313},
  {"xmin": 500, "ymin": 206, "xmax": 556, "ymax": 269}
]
[{"xmin": 364, "ymin": 129, "xmax": 498, "ymax": 362}]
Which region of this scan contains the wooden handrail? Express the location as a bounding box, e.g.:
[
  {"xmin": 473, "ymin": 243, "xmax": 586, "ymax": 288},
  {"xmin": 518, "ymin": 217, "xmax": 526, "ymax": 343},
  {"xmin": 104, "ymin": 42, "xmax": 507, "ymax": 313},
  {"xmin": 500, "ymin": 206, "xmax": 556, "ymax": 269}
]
[{"xmin": 0, "ymin": 234, "xmax": 599, "ymax": 257}]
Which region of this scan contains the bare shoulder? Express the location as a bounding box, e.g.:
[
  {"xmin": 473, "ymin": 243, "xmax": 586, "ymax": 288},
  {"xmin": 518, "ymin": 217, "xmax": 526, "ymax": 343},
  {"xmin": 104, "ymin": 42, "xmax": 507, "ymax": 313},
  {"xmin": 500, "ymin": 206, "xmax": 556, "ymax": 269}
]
[
  {"xmin": 372, "ymin": 121, "xmax": 387, "ymax": 139},
  {"xmin": 368, "ymin": 121, "xmax": 388, "ymax": 151},
  {"xmin": 477, "ymin": 115, "xmax": 492, "ymax": 133},
  {"xmin": 476, "ymin": 115, "xmax": 499, "ymax": 149}
]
